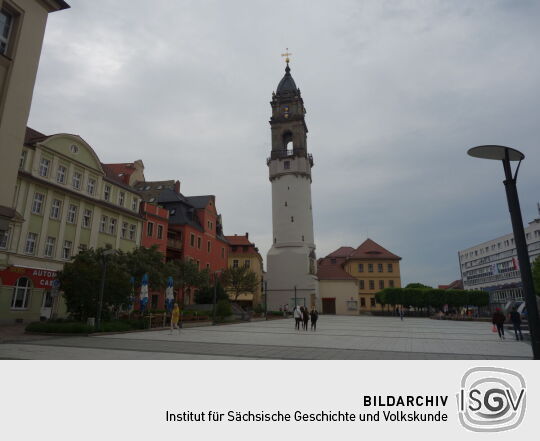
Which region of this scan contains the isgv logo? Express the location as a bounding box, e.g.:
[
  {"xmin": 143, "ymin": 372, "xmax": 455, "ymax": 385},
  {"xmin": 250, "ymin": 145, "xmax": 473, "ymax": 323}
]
[{"xmin": 457, "ymin": 367, "xmax": 526, "ymax": 432}]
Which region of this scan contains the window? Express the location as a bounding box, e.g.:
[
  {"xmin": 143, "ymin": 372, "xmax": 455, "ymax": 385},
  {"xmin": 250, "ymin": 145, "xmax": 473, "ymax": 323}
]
[
  {"xmin": 44, "ymin": 237, "xmax": 56, "ymax": 257},
  {"xmin": 358, "ymin": 263, "xmax": 364, "ymax": 272},
  {"xmin": 244, "ymin": 260, "xmax": 250, "ymax": 268},
  {"xmin": 147, "ymin": 222, "xmax": 154, "ymax": 237},
  {"xmin": 197, "ymin": 237, "xmax": 201, "ymax": 249},
  {"xmin": 108, "ymin": 218, "xmax": 117, "ymax": 235},
  {"xmin": 62, "ymin": 240, "xmax": 72, "ymax": 260},
  {"xmin": 50, "ymin": 199, "xmax": 62, "ymax": 220},
  {"xmin": 379, "ymin": 280, "xmax": 384, "ymax": 289},
  {"xmin": 369, "ymin": 280, "xmax": 375, "ymax": 290},
  {"xmin": 221, "ymin": 247, "xmax": 225, "ymax": 258},
  {"xmin": 0, "ymin": 9, "xmax": 14, "ymax": 55},
  {"xmin": 24, "ymin": 232, "xmax": 38, "ymax": 254},
  {"xmin": 207, "ymin": 241, "xmax": 211, "ymax": 253},
  {"xmin": 11, "ymin": 277, "xmax": 31, "ymax": 309},
  {"xmin": 284, "ymin": 161, "xmax": 290, "ymax": 170},
  {"xmin": 132, "ymin": 198, "xmax": 138, "ymax": 211},
  {"xmin": 56, "ymin": 165, "xmax": 67, "ymax": 184},
  {"xmin": 291, "ymin": 216, "xmax": 294, "ymax": 222},
  {"xmin": 104, "ymin": 185, "xmax": 111, "ymax": 201},
  {"xmin": 359, "ymin": 280, "xmax": 365, "ymax": 290},
  {"xmin": 190, "ymin": 233, "xmax": 195, "ymax": 247},
  {"xmin": 370, "ymin": 297, "xmax": 376, "ymax": 307},
  {"xmin": 129, "ymin": 224, "xmax": 136, "ymax": 240},
  {"xmin": 233, "ymin": 260, "xmax": 239, "ymax": 268},
  {"xmin": 19, "ymin": 150, "xmax": 27, "ymax": 170},
  {"xmin": 389, "ymin": 280, "xmax": 395, "ymax": 288},
  {"xmin": 39, "ymin": 157, "xmax": 50, "ymax": 177},
  {"xmin": 100, "ymin": 215, "xmax": 108, "ymax": 233},
  {"xmin": 118, "ymin": 192, "xmax": 125, "ymax": 207},
  {"xmin": 67, "ymin": 205, "xmax": 78, "ymax": 224},
  {"xmin": 368, "ymin": 263, "xmax": 373, "ymax": 272},
  {"xmin": 72, "ymin": 171, "xmax": 82, "ymax": 189},
  {"xmin": 378, "ymin": 263, "xmax": 383, "ymax": 272},
  {"xmin": 0, "ymin": 228, "xmax": 9, "ymax": 249},
  {"xmin": 121, "ymin": 222, "xmax": 128, "ymax": 239},
  {"xmin": 330, "ymin": 258, "xmax": 336, "ymax": 264},
  {"xmin": 87, "ymin": 178, "xmax": 96, "ymax": 195},
  {"xmin": 360, "ymin": 297, "xmax": 366, "ymax": 307},
  {"xmin": 388, "ymin": 263, "xmax": 393, "ymax": 273},
  {"xmin": 82, "ymin": 209, "xmax": 92, "ymax": 228},
  {"xmin": 31, "ymin": 193, "xmax": 45, "ymax": 214}
]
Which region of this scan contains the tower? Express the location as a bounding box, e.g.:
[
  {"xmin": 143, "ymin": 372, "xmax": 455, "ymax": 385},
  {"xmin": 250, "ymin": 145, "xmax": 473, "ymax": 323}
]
[{"xmin": 265, "ymin": 55, "xmax": 318, "ymax": 310}]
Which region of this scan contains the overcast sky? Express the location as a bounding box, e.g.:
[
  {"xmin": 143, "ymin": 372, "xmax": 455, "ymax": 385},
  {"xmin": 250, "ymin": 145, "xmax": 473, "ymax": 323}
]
[{"xmin": 28, "ymin": 0, "xmax": 540, "ymax": 286}]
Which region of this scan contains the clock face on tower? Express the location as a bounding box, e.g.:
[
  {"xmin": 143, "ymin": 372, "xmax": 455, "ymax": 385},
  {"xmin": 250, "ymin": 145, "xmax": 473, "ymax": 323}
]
[{"xmin": 283, "ymin": 105, "xmax": 289, "ymax": 118}]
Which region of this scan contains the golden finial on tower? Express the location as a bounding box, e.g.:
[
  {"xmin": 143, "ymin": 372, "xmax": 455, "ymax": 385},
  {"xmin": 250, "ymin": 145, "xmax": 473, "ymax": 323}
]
[{"xmin": 281, "ymin": 48, "xmax": 292, "ymax": 64}]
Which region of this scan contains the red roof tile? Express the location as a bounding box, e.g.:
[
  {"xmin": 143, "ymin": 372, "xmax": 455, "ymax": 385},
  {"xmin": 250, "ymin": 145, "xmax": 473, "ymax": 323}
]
[
  {"xmin": 225, "ymin": 234, "xmax": 253, "ymax": 246},
  {"xmin": 25, "ymin": 127, "xmax": 48, "ymax": 145},
  {"xmin": 317, "ymin": 258, "xmax": 357, "ymax": 280},
  {"xmin": 327, "ymin": 246, "xmax": 355, "ymax": 258},
  {"xmin": 349, "ymin": 238, "xmax": 401, "ymax": 260}
]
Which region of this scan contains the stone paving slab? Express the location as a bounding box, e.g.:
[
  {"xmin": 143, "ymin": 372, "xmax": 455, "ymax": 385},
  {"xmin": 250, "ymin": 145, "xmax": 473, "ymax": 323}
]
[{"xmin": 0, "ymin": 315, "xmax": 532, "ymax": 360}]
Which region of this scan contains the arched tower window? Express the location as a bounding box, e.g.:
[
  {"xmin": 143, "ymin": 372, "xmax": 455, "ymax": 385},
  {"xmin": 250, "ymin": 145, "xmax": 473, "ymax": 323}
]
[
  {"xmin": 11, "ymin": 277, "xmax": 32, "ymax": 309},
  {"xmin": 282, "ymin": 131, "xmax": 293, "ymax": 152}
]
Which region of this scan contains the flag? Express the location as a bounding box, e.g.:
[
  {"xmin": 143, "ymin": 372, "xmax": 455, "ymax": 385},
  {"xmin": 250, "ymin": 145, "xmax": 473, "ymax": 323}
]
[
  {"xmin": 512, "ymin": 258, "xmax": 519, "ymax": 271},
  {"xmin": 140, "ymin": 273, "xmax": 149, "ymax": 312},
  {"xmin": 165, "ymin": 276, "xmax": 174, "ymax": 312}
]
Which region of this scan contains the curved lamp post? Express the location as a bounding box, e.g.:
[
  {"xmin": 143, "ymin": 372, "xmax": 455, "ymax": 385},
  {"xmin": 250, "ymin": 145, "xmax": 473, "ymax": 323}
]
[{"xmin": 468, "ymin": 145, "xmax": 540, "ymax": 359}]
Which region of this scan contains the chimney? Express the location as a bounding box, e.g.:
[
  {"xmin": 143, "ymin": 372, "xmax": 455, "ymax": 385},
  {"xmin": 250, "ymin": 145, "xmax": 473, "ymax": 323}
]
[
  {"xmin": 175, "ymin": 180, "xmax": 181, "ymax": 193},
  {"xmin": 245, "ymin": 232, "xmax": 249, "ymax": 239}
]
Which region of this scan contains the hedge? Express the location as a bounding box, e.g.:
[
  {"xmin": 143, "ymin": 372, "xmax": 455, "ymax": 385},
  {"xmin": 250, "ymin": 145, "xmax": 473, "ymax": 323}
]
[{"xmin": 374, "ymin": 288, "xmax": 489, "ymax": 310}]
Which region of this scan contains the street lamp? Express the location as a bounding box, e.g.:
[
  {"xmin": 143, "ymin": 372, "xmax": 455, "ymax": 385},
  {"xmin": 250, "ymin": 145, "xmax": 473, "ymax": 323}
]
[
  {"xmin": 96, "ymin": 248, "xmax": 116, "ymax": 330},
  {"xmin": 468, "ymin": 145, "xmax": 540, "ymax": 359}
]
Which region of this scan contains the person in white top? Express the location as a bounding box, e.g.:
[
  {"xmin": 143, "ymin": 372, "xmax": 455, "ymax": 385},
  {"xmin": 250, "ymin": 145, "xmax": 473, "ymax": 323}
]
[{"xmin": 293, "ymin": 305, "xmax": 302, "ymax": 330}]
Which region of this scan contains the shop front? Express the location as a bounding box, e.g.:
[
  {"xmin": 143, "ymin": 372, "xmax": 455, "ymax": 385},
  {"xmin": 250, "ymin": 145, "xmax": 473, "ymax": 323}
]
[{"xmin": 0, "ymin": 265, "xmax": 65, "ymax": 324}]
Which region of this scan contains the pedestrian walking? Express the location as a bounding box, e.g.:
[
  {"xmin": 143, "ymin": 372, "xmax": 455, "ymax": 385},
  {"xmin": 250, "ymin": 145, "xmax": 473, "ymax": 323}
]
[
  {"xmin": 310, "ymin": 308, "xmax": 319, "ymax": 331},
  {"xmin": 399, "ymin": 307, "xmax": 404, "ymax": 321},
  {"xmin": 302, "ymin": 306, "xmax": 309, "ymax": 330},
  {"xmin": 293, "ymin": 305, "xmax": 302, "ymax": 330},
  {"xmin": 509, "ymin": 307, "xmax": 523, "ymax": 341},
  {"xmin": 492, "ymin": 308, "xmax": 506, "ymax": 340},
  {"xmin": 170, "ymin": 303, "xmax": 180, "ymax": 334}
]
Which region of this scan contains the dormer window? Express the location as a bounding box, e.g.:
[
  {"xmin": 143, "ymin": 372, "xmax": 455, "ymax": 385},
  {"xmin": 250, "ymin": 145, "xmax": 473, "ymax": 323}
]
[{"xmin": 284, "ymin": 161, "xmax": 290, "ymax": 170}]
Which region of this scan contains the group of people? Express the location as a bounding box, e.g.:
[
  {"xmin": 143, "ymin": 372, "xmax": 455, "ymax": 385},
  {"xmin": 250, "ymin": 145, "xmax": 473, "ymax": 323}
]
[
  {"xmin": 491, "ymin": 307, "xmax": 523, "ymax": 341},
  {"xmin": 293, "ymin": 305, "xmax": 319, "ymax": 331}
]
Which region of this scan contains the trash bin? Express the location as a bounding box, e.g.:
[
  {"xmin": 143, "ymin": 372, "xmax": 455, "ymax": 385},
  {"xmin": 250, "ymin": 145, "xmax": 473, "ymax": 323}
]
[{"xmin": 87, "ymin": 317, "xmax": 95, "ymax": 327}]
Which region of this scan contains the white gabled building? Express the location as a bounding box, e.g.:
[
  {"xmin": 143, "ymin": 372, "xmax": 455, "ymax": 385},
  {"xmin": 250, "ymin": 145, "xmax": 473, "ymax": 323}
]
[{"xmin": 458, "ymin": 213, "xmax": 540, "ymax": 308}]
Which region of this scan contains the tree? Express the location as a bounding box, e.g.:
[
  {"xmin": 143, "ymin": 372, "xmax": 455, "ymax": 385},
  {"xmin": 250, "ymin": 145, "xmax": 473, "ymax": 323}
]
[
  {"xmin": 194, "ymin": 280, "xmax": 228, "ymax": 304},
  {"xmin": 405, "ymin": 283, "xmax": 432, "ymax": 289},
  {"xmin": 166, "ymin": 259, "xmax": 209, "ymax": 304},
  {"xmin": 58, "ymin": 248, "xmax": 131, "ymax": 321},
  {"xmin": 124, "ymin": 245, "xmax": 167, "ymax": 290},
  {"xmin": 221, "ymin": 266, "xmax": 260, "ymax": 301}
]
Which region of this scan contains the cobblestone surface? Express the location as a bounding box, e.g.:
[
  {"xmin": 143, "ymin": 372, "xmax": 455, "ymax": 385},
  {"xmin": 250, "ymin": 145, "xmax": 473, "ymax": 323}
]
[{"xmin": 0, "ymin": 315, "xmax": 532, "ymax": 359}]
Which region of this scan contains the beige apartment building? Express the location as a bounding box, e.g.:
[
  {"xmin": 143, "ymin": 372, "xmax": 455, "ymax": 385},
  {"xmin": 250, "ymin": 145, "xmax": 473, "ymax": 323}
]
[
  {"xmin": 318, "ymin": 239, "xmax": 402, "ymax": 314},
  {"xmin": 0, "ymin": 0, "xmax": 69, "ymax": 255},
  {"xmin": 225, "ymin": 233, "xmax": 264, "ymax": 308}
]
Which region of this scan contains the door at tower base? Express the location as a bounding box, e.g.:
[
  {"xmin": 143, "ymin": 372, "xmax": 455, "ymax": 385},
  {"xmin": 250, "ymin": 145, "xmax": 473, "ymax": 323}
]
[{"xmin": 265, "ymin": 246, "xmax": 318, "ymax": 311}]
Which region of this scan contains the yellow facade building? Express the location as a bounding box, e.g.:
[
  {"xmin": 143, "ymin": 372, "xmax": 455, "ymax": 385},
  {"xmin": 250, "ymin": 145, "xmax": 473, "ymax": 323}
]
[
  {"xmin": 318, "ymin": 239, "xmax": 402, "ymax": 315},
  {"xmin": 225, "ymin": 233, "xmax": 263, "ymax": 308}
]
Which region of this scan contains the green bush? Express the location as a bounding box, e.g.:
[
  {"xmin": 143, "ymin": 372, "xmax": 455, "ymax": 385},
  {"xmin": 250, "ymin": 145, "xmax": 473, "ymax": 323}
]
[
  {"xmin": 26, "ymin": 321, "xmax": 93, "ymax": 334},
  {"xmin": 216, "ymin": 299, "xmax": 232, "ymax": 319}
]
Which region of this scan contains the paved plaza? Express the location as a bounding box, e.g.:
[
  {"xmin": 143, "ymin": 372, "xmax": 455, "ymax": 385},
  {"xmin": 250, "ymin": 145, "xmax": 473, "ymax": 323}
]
[{"xmin": 0, "ymin": 315, "xmax": 533, "ymax": 360}]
